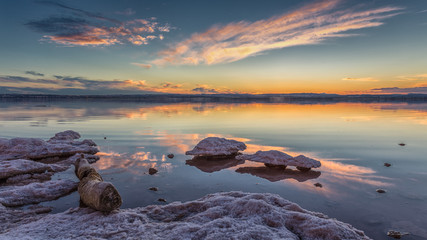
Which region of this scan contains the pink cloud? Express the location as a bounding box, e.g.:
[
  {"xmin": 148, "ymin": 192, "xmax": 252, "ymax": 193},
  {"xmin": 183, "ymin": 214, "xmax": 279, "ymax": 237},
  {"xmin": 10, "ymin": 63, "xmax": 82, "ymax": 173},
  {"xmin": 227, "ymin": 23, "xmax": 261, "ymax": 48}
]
[{"xmin": 152, "ymin": 0, "xmax": 401, "ymax": 66}]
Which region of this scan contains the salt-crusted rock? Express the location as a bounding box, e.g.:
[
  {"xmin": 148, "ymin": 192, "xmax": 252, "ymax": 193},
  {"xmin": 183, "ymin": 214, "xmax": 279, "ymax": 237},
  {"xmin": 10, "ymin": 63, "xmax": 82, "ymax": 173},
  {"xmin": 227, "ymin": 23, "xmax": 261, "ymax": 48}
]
[
  {"xmin": 0, "ymin": 131, "xmax": 99, "ymax": 161},
  {"xmin": 186, "ymin": 137, "xmax": 247, "ymax": 157},
  {"xmin": 237, "ymin": 151, "xmax": 321, "ymax": 171},
  {"xmin": 48, "ymin": 130, "xmax": 81, "ymax": 142},
  {"xmin": 290, "ymin": 155, "xmax": 321, "ymax": 171},
  {"xmin": 236, "ymin": 167, "xmax": 321, "ymax": 182},
  {"xmin": 0, "ymin": 179, "xmax": 78, "ymax": 207},
  {"xmin": 0, "ymin": 159, "xmax": 52, "ymax": 180},
  {"xmin": 237, "ymin": 150, "xmax": 294, "ymax": 167},
  {"xmin": 6, "ymin": 172, "xmax": 54, "ymax": 185},
  {"xmin": 186, "ymin": 157, "xmax": 244, "ymax": 173},
  {"xmin": 0, "ymin": 205, "xmax": 52, "ymax": 234},
  {"xmin": 0, "ymin": 191, "xmax": 371, "ymax": 239}
]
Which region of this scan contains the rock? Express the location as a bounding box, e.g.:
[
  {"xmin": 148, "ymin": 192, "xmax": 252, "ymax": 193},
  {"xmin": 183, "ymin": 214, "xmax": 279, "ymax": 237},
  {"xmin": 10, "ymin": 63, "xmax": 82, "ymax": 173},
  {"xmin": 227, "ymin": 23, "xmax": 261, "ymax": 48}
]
[
  {"xmin": 149, "ymin": 168, "xmax": 158, "ymax": 175},
  {"xmin": 0, "ymin": 205, "xmax": 52, "ymax": 234},
  {"xmin": 314, "ymin": 183, "xmax": 323, "ymax": 188},
  {"xmin": 387, "ymin": 230, "xmax": 408, "ymax": 239},
  {"xmin": 0, "ymin": 131, "xmax": 99, "ymax": 161},
  {"xmin": 0, "ymin": 191, "xmax": 372, "ymax": 239},
  {"xmin": 384, "ymin": 163, "xmax": 391, "ymax": 167},
  {"xmin": 167, "ymin": 154, "xmax": 174, "ymax": 159},
  {"xmin": 398, "ymin": 143, "xmax": 406, "ymax": 146},
  {"xmin": 158, "ymin": 198, "xmax": 167, "ymax": 202},
  {"xmin": 186, "ymin": 137, "xmax": 247, "ymax": 157},
  {"xmin": 48, "ymin": 130, "xmax": 81, "ymax": 142},
  {"xmin": 0, "ymin": 159, "xmax": 52, "ymax": 180},
  {"xmin": 0, "ymin": 179, "xmax": 78, "ymax": 207},
  {"xmin": 376, "ymin": 189, "xmax": 386, "ymax": 193},
  {"xmin": 237, "ymin": 151, "xmax": 321, "ymax": 171},
  {"xmin": 149, "ymin": 187, "xmax": 158, "ymax": 191},
  {"xmin": 237, "ymin": 150, "xmax": 293, "ymax": 167}
]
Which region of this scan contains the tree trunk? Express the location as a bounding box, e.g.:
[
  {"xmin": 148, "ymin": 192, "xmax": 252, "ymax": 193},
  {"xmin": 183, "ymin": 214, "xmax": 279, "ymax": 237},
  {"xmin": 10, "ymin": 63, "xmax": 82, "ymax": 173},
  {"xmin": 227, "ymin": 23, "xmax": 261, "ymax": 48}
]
[{"xmin": 75, "ymin": 158, "xmax": 122, "ymax": 212}]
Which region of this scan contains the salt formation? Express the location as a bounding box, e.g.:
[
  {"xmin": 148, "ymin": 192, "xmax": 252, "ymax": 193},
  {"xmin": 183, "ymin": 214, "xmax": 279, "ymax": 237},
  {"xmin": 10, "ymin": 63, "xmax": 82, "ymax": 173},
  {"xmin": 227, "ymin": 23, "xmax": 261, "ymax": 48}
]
[
  {"xmin": 0, "ymin": 130, "xmax": 98, "ymax": 161},
  {"xmin": 0, "ymin": 204, "xmax": 51, "ymax": 234},
  {"xmin": 0, "ymin": 179, "xmax": 78, "ymax": 207},
  {"xmin": 0, "ymin": 159, "xmax": 52, "ymax": 180},
  {"xmin": 0, "ymin": 191, "xmax": 371, "ymax": 239},
  {"xmin": 237, "ymin": 151, "xmax": 321, "ymax": 171},
  {"xmin": 186, "ymin": 137, "xmax": 247, "ymax": 157}
]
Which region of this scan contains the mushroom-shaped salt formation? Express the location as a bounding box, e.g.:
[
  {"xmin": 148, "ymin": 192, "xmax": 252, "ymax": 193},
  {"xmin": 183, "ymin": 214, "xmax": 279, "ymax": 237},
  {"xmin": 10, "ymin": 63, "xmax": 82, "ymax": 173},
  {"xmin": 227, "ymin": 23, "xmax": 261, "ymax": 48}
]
[
  {"xmin": 236, "ymin": 150, "xmax": 293, "ymax": 168},
  {"xmin": 185, "ymin": 137, "xmax": 246, "ymax": 158},
  {"xmin": 287, "ymin": 155, "xmax": 321, "ymax": 172}
]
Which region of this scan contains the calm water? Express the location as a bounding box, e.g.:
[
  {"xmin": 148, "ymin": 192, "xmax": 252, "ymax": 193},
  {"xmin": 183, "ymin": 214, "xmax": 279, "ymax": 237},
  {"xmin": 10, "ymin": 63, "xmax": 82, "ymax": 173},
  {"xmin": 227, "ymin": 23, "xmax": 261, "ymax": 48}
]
[{"xmin": 1, "ymin": 101, "xmax": 427, "ymax": 239}]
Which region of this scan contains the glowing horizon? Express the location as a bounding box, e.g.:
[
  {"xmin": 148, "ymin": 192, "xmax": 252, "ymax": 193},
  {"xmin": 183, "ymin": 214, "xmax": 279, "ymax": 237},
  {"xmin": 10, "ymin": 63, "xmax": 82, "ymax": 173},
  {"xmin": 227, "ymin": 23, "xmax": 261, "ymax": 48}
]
[{"xmin": 1, "ymin": 0, "xmax": 426, "ymax": 95}]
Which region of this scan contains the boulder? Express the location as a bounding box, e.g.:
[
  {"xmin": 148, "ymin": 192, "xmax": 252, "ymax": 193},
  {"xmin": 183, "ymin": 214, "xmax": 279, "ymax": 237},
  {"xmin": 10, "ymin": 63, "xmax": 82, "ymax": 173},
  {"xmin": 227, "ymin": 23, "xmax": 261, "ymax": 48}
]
[{"xmin": 186, "ymin": 137, "xmax": 246, "ymax": 157}]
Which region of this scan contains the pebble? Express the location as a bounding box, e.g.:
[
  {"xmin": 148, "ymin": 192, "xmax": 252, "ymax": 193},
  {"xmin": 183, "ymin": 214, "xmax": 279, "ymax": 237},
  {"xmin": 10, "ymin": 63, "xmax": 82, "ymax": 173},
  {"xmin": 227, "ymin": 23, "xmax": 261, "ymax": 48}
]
[
  {"xmin": 167, "ymin": 154, "xmax": 174, "ymax": 159},
  {"xmin": 149, "ymin": 168, "xmax": 158, "ymax": 175},
  {"xmin": 314, "ymin": 183, "xmax": 323, "ymax": 188},
  {"xmin": 376, "ymin": 189, "xmax": 386, "ymax": 193},
  {"xmin": 384, "ymin": 163, "xmax": 391, "ymax": 167},
  {"xmin": 158, "ymin": 198, "xmax": 167, "ymax": 203},
  {"xmin": 398, "ymin": 143, "xmax": 406, "ymax": 146},
  {"xmin": 387, "ymin": 230, "xmax": 408, "ymax": 239},
  {"xmin": 149, "ymin": 187, "xmax": 158, "ymax": 191}
]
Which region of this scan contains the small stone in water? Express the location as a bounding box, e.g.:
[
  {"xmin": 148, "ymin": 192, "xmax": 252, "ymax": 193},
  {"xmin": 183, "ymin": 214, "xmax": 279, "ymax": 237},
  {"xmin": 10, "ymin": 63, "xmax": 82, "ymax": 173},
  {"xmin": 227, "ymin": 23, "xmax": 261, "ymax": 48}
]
[
  {"xmin": 398, "ymin": 143, "xmax": 406, "ymax": 146},
  {"xmin": 376, "ymin": 189, "xmax": 386, "ymax": 193},
  {"xmin": 158, "ymin": 198, "xmax": 167, "ymax": 202},
  {"xmin": 167, "ymin": 154, "xmax": 174, "ymax": 159},
  {"xmin": 314, "ymin": 183, "xmax": 323, "ymax": 188},
  {"xmin": 104, "ymin": 137, "xmax": 107, "ymax": 140},
  {"xmin": 149, "ymin": 168, "xmax": 158, "ymax": 175},
  {"xmin": 387, "ymin": 230, "xmax": 408, "ymax": 239},
  {"xmin": 384, "ymin": 163, "xmax": 391, "ymax": 167},
  {"xmin": 149, "ymin": 187, "xmax": 158, "ymax": 191}
]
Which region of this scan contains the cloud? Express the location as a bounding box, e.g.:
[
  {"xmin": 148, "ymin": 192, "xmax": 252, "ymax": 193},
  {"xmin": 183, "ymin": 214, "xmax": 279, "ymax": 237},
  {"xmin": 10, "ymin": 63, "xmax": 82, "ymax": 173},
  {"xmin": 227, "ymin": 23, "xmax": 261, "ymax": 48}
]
[
  {"xmin": 192, "ymin": 87, "xmax": 219, "ymax": 94},
  {"xmin": 0, "ymin": 74, "xmax": 184, "ymax": 94},
  {"xmin": 152, "ymin": 0, "xmax": 401, "ymax": 66},
  {"xmin": 191, "ymin": 84, "xmax": 239, "ymax": 94},
  {"xmin": 395, "ymin": 74, "xmax": 427, "ymax": 81},
  {"xmin": 27, "ymin": 2, "xmax": 171, "ymax": 46},
  {"xmin": 25, "ymin": 71, "xmax": 45, "ymax": 77},
  {"xmin": 342, "ymin": 77, "xmax": 378, "ymax": 82},
  {"xmin": 115, "ymin": 8, "xmax": 136, "ymax": 16},
  {"xmin": 131, "ymin": 63, "xmax": 152, "ymax": 69},
  {"xmin": 371, "ymin": 86, "xmax": 427, "ymax": 94}
]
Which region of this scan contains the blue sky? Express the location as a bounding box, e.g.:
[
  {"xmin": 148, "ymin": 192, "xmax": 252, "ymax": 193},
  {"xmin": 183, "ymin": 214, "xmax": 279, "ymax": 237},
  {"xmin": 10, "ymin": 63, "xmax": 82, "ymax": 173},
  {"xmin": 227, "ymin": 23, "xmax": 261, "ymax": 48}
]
[{"xmin": 1, "ymin": 0, "xmax": 427, "ymax": 94}]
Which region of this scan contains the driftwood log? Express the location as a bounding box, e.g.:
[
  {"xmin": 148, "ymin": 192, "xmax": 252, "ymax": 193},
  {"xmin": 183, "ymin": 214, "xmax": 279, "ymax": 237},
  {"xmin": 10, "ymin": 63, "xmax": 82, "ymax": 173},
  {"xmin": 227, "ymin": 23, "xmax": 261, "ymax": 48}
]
[{"xmin": 75, "ymin": 157, "xmax": 122, "ymax": 212}]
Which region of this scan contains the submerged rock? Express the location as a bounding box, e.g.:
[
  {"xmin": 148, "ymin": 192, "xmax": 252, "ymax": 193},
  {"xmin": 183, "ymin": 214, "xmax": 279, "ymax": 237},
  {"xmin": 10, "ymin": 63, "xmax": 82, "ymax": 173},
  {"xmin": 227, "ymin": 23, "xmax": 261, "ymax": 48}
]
[
  {"xmin": 0, "ymin": 179, "xmax": 78, "ymax": 207},
  {"xmin": 0, "ymin": 131, "xmax": 99, "ymax": 161},
  {"xmin": 186, "ymin": 137, "xmax": 247, "ymax": 157},
  {"xmin": 0, "ymin": 191, "xmax": 371, "ymax": 239}
]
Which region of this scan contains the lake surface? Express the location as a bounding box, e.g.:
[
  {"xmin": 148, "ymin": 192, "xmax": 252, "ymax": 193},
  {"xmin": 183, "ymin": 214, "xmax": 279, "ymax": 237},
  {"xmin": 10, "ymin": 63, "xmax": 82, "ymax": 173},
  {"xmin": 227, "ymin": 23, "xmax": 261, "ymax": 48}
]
[{"xmin": 1, "ymin": 101, "xmax": 426, "ymax": 239}]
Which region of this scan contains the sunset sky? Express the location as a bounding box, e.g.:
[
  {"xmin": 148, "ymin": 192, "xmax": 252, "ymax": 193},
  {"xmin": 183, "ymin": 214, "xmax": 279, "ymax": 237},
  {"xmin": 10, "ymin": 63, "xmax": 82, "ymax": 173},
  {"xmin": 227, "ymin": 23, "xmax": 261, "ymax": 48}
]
[{"xmin": 1, "ymin": 0, "xmax": 427, "ymax": 95}]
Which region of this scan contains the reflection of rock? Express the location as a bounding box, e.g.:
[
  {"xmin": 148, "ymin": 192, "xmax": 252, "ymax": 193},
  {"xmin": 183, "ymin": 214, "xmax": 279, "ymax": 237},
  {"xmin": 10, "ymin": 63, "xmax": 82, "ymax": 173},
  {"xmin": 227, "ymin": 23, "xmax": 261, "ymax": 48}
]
[
  {"xmin": 0, "ymin": 179, "xmax": 78, "ymax": 207},
  {"xmin": 237, "ymin": 151, "xmax": 321, "ymax": 171},
  {"xmin": 0, "ymin": 191, "xmax": 371, "ymax": 239},
  {"xmin": 186, "ymin": 157, "xmax": 244, "ymax": 173},
  {"xmin": 0, "ymin": 130, "xmax": 99, "ymax": 161},
  {"xmin": 236, "ymin": 166, "xmax": 321, "ymax": 182},
  {"xmin": 186, "ymin": 137, "xmax": 246, "ymax": 157}
]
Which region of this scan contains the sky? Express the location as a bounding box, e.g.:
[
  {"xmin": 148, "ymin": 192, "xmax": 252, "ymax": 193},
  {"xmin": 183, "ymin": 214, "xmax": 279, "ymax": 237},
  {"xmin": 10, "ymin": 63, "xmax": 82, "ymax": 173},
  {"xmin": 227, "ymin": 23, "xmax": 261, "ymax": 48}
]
[{"xmin": 1, "ymin": 0, "xmax": 427, "ymax": 95}]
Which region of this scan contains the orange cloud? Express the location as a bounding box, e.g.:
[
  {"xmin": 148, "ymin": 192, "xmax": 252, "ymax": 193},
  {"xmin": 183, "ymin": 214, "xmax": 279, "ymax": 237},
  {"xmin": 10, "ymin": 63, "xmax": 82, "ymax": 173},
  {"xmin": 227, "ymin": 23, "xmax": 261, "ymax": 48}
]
[
  {"xmin": 342, "ymin": 77, "xmax": 379, "ymax": 82},
  {"xmin": 152, "ymin": 0, "xmax": 401, "ymax": 66},
  {"xmin": 131, "ymin": 63, "xmax": 152, "ymax": 69}
]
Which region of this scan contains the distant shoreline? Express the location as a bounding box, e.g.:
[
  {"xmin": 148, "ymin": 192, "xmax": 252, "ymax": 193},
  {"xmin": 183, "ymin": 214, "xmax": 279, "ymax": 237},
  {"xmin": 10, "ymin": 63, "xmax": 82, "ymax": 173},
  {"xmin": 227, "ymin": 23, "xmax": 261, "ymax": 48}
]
[{"xmin": 1, "ymin": 93, "xmax": 427, "ymax": 103}]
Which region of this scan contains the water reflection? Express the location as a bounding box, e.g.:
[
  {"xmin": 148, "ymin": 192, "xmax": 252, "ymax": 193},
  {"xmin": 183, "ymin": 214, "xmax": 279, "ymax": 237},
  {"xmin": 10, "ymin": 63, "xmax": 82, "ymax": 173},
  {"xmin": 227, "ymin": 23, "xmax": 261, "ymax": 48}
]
[
  {"xmin": 186, "ymin": 157, "xmax": 244, "ymax": 173},
  {"xmin": 236, "ymin": 166, "xmax": 321, "ymax": 182}
]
